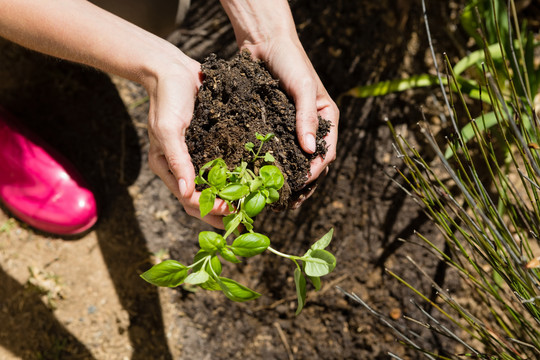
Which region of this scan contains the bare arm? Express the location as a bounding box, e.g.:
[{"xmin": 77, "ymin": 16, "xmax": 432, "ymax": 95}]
[
  {"xmin": 0, "ymin": 0, "xmax": 182, "ymax": 84},
  {"xmin": 0, "ymin": 0, "xmax": 229, "ymax": 228}
]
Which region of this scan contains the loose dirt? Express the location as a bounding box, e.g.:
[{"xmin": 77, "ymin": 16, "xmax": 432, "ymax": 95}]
[{"xmin": 187, "ymin": 50, "xmax": 330, "ymax": 207}]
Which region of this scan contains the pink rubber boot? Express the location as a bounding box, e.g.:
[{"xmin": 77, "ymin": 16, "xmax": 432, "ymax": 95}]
[{"xmin": 0, "ymin": 108, "xmax": 98, "ymax": 235}]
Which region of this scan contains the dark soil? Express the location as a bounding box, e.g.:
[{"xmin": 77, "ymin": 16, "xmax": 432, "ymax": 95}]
[
  {"xmin": 187, "ymin": 50, "xmax": 330, "ymax": 206},
  {"xmin": 1, "ymin": 0, "xmax": 539, "ymax": 360}
]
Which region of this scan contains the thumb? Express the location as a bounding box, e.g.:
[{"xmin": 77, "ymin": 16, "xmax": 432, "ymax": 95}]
[
  {"xmin": 291, "ymin": 77, "xmax": 318, "ymax": 154},
  {"xmin": 165, "ymin": 138, "xmax": 196, "ymax": 200},
  {"xmin": 148, "ymin": 129, "xmax": 196, "ymax": 201}
]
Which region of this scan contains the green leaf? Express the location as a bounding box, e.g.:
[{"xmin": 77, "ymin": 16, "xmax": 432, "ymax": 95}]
[
  {"xmin": 218, "ymin": 184, "xmax": 250, "ymax": 201},
  {"xmin": 453, "ymin": 43, "xmax": 503, "ymax": 76},
  {"xmin": 208, "ymin": 164, "xmax": 228, "ymax": 188},
  {"xmin": 241, "ymin": 210, "xmax": 254, "ymax": 225},
  {"xmin": 223, "ymin": 213, "xmax": 242, "ymax": 239},
  {"xmin": 199, "ymin": 188, "xmax": 216, "ymax": 218},
  {"xmin": 255, "ymin": 133, "xmax": 265, "ymax": 141},
  {"xmin": 304, "ymin": 249, "xmax": 336, "ymax": 277},
  {"xmin": 217, "ymin": 276, "xmax": 261, "ymax": 302},
  {"xmin": 243, "ymin": 221, "xmax": 253, "ymax": 232},
  {"xmin": 294, "ymin": 268, "xmax": 307, "ymax": 315},
  {"xmin": 192, "ymin": 251, "xmax": 213, "ymax": 273},
  {"xmin": 264, "ymin": 152, "xmax": 275, "ymax": 162},
  {"xmin": 192, "ymin": 251, "xmax": 222, "ymax": 275},
  {"xmin": 231, "ymin": 233, "xmax": 270, "ymax": 257},
  {"xmin": 198, "ymin": 277, "xmax": 222, "ymax": 291},
  {"xmin": 265, "ymin": 188, "xmax": 280, "ymax": 204},
  {"xmin": 198, "ymin": 231, "xmax": 225, "ymax": 253},
  {"xmin": 308, "ymin": 275, "xmax": 321, "ymax": 291},
  {"xmin": 219, "ymin": 247, "xmax": 241, "ymax": 263},
  {"xmin": 195, "ymin": 255, "xmax": 223, "ymax": 291},
  {"xmin": 240, "ymin": 210, "xmax": 254, "ymax": 232},
  {"xmin": 208, "ymin": 255, "xmax": 222, "ymax": 275},
  {"xmin": 443, "ymin": 111, "xmax": 526, "ymax": 159},
  {"xmin": 249, "ymin": 178, "xmax": 263, "ymax": 192},
  {"xmin": 194, "ymin": 175, "xmax": 207, "ymax": 186},
  {"xmin": 199, "ymin": 158, "xmax": 226, "ymax": 177},
  {"xmin": 184, "ymin": 270, "xmax": 210, "ymax": 285},
  {"xmin": 140, "ymin": 260, "xmax": 188, "ymax": 287},
  {"xmin": 304, "ymin": 228, "xmax": 334, "ymax": 258},
  {"xmin": 259, "ymin": 165, "xmax": 284, "ymax": 190},
  {"xmin": 244, "ymin": 142, "xmax": 255, "ymax": 151},
  {"xmin": 192, "ymin": 249, "xmax": 211, "ymax": 265},
  {"xmin": 345, "ymin": 74, "xmax": 440, "ymax": 98},
  {"xmin": 243, "ymin": 191, "xmax": 266, "ymax": 217},
  {"xmin": 310, "ymin": 228, "xmax": 334, "ymax": 251},
  {"xmin": 263, "ymin": 133, "xmax": 275, "ymax": 141}
]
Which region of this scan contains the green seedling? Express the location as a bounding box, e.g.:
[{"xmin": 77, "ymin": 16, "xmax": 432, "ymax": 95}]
[
  {"xmin": 244, "ymin": 132, "xmax": 276, "ymax": 163},
  {"xmin": 141, "ymin": 133, "xmax": 336, "ymax": 314}
]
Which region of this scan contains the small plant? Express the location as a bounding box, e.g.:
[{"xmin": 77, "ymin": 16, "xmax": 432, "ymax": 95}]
[
  {"xmin": 341, "ymin": 0, "xmax": 540, "ymax": 358},
  {"xmin": 342, "ymin": 0, "xmax": 539, "ymax": 159},
  {"xmin": 141, "ymin": 132, "xmax": 336, "ymax": 314}
]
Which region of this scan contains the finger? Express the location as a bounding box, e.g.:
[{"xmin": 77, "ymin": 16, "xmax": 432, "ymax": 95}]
[
  {"xmin": 148, "ymin": 69, "xmax": 202, "ymax": 199},
  {"xmin": 290, "ymin": 183, "xmax": 318, "ymax": 210},
  {"xmin": 157, "ymin": 129, "xmax": 196, "ymax": 198},
  {"xmin": 306, "ymin": 107, "xmax": 338, "ymax": 183},
  {"xmin": 148, "ymin": 142, "xmax": 183, "ymax": 198},
  {"xmin": 149, "ymin": 150, "xmax": 228, "ymax": 229},
  {"xmin": 307, "ymin": 157, "xmax": 327, "ymax": 184},
  {"xmin": 148, "ymin": 137, "xmax": 194, "ymax": 199},
  {"xmin": 187, "ymin": 190, "xmax": 230, "ymax": 216},
  {"xmin": 183, "ymin": 206, "xmax": 226, "ymax": 229},
  {"xmin": 149, "ymin": 148, "xmax": 229, "ymax": 215},
  {"xmin": 268, "ymin": 46, "xmax": 319, "ymax": 155},
  {"xmin": 291, "ymin": 76, "xmax": 319, "ymax": 154}
]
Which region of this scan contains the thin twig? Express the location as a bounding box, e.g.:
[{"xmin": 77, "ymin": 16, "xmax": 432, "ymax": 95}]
[{"xmin": 274, "ymin": 322, "xmax": 294, "ymax": 360}]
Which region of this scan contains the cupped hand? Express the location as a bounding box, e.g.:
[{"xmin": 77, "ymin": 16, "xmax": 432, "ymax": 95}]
[
  {"xmin": 145, "ymin": 55, "xmax": 230, "ymax": 228},
  {"xmin": 243, "ymin": 36, "xmax": 339, "ymax": 186}
]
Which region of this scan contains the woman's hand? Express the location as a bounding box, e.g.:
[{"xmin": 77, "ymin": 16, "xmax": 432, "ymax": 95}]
[
  {"xmin": 244, "ymin": 37, "xmax": 339, "ymax": 185},
  {"xmin": 221, "ymin": 0, "xmax": 338, "ymax": 190},
  {"xmin": 145, "ymin": 57, "xmax": 230, "ymax": 229}
]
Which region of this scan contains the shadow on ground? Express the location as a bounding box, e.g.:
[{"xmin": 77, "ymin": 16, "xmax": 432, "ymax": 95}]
[{"xmin": 0, "ymin": 40, "xmax": 171, "ymax": 359}]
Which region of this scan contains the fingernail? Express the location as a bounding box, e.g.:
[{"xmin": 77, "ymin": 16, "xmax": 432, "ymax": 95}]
[
  {"xmin": 179, "ymin": 178, "xmax": 187, "ymax": 197},
  {"xmin": 305, "ymin": 133, "xmax": 316, "ymax": 153}
]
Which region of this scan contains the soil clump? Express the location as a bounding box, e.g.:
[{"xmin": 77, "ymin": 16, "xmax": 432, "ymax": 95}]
[{"xmin": 186, "ymin": 50, "xmax": 330, "ymax": 207}]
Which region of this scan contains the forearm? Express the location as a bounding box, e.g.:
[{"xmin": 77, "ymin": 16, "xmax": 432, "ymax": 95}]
[
  {"xmin": 0, "ymin": 0, "xmax": 186, "ymax": 90},
  {"xmin": 219, "ymin": 0, "xmax": 299, "ymax": 50}
]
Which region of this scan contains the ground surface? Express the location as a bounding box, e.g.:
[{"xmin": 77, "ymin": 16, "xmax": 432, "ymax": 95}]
[{"xmin": 2, "ymin": 0, "xmax": 535, "ymax": 359}]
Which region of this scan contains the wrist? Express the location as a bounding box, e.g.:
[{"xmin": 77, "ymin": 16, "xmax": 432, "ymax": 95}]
[
  {"xmin": 220, "ymin": 0, "xmax": 298, "ymax": 48},
  {"xmin": 137, "ymin": 41, "xmax": 196, "ymax": 94}
]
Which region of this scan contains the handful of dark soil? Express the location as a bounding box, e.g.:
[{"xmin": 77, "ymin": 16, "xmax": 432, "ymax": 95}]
[{"xmin": 186, "ymin": 50, "xmax": 330, "ymax": 208}]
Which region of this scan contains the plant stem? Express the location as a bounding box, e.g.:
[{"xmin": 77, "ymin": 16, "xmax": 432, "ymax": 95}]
[
  {"xmin": 267, "ymin": 246, "xmax": 296, "ymax": 260},
  {"xmin": 186, "ymin": 255, "xmax": 209, "ymax": 270}
]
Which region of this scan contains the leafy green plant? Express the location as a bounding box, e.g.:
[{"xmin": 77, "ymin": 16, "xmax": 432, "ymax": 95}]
[
  {"xmin": 342, "ymin": 0, "xmax": 539, "ymax": 157},
  {"xmin": 341, "ymin": 0, "xmax": 540, "ymax": 358},
  {"xmin": 141, "ymin": 132, "xmax": 336, "ymax": 314}
]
